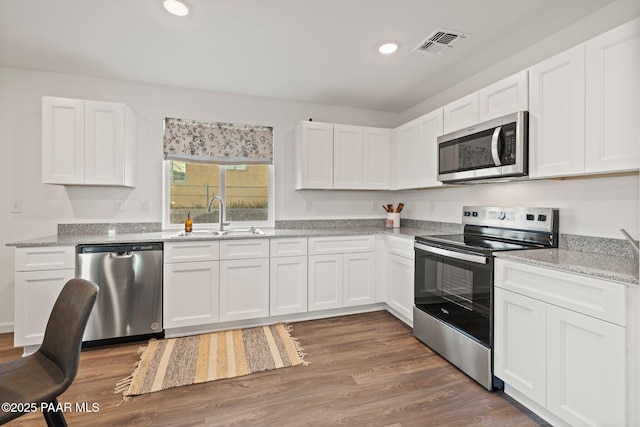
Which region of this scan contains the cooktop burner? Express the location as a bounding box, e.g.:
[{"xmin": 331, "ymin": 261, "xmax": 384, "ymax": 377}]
[
  {"xmin": 415, "ymin": 233, "xmax": 541, "ymax": 254},
  {"xmin": 415, "ymin": 206, "xmax": 559, "ymax": 255}
]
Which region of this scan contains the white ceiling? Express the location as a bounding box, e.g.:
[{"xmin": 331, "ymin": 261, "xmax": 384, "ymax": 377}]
[{"xmin": 0, "ymin": 0, "xmax": 615, "ymax": 113}]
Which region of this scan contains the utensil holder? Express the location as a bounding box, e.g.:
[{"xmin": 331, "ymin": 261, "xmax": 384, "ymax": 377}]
[{"xmin": 387, "ymin": 212, "xmax": 400, "ymax": 228}]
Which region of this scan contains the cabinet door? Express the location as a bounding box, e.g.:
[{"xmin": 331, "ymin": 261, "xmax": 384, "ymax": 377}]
[
  {"xmin": 84, "ymin": 100, "xmax": 126, "ymax": 185},
  {"xmin": 494, "ymin": 288, "xmax": 547, "ymax": 407},
  {"xmin": 163, "ymin": 261, "xmax": 219, "ymax": 328},
  {"xmin": 546, "ymin": 305, "xmax": 626, "ymax": 427},
  {"xmin": 333, "ymin": 124, "xmax": 364, "ymax": 189},
  {"xmin": 529, "ymin": 45, "xmax": 586, "ymax": 178},
  {"xmin": 296, "ymin": 122, "xmax": 334, "ymax": 189},
  {"xmin": 362, "ymin": 127, "xmax": 392, "ymax": 189},
  {"xmin": 585, "ymin": 18, "xmax": 640, "ymax": 173},
  {"xmin": 478, "ymin": 70, "xmax": 529, "ymax": 122},
  {"xmin": 387, "ymin": 253, "xmax": 414, "ymax": 322},
  {"xmin": 343, "ymin": 252, "xmax": 375, "ymax": 307},
  {"xmin": 392, "ymin": 120, "xmax": 419, "ymax": 189},
  {"xmin": 443, "ymin": 93, "xmax": 479, "ymax": 134},
  {"xmin": 417, "ymin": 109, "xmax": 443, "ymax": 188},
  {"xmin": 270, "ymin": 256, "xmax": 308, "ymax": 316},
  {"xmin": 85, "ymin": 101, "xmax": 134, "ymax": 186},
  {"xmin": 42, "ymin": 96, "xmax": 85, "ymax": 184},
  {"xmin": 219, "ymin": 258, "xmax": 269, "ymax": 321},
  {"xmin": 14, "ymin": 269, "xmax": 75, "ymax": 346},
  {"xmin": 308, "ymin": 254, "xmax": 343, "ymax": 311}
]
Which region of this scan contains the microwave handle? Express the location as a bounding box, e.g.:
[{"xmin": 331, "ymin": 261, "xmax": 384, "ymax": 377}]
[{"xmin": 491, "ymin": 127, "xmax": 502, "ymax": 166}]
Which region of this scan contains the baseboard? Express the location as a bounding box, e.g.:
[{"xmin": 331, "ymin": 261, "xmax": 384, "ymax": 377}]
[{"xmin": 0, "ymin": 321, "xmax": 14, "ymax": 334}]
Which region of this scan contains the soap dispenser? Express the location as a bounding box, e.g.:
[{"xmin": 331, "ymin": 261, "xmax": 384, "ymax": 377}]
[{"xmin": 185, "ymin": 212, "xmax": 193, "ymax": 233}]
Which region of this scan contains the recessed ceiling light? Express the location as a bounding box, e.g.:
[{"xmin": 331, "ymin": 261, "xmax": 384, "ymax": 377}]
[
  {"xmin": 378, "ymin": 42, "xmax": 399, "ymax": 55},
  {"xmin": 163, "ymin": 0, "xmax": 190, "ymax": 16}
]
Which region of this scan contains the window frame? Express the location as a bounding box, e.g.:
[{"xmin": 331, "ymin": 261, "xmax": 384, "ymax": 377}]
[{"xmin": 162, "ymin": 160, "xmax": 274, "ymax": 230}]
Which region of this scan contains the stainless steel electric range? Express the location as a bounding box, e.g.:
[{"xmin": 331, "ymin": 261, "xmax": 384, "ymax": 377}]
[{"xmin": 413, "ymin": 206, "xmax": 559, "ymax": 390}]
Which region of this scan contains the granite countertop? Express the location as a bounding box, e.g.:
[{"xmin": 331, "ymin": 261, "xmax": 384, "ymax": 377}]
[
  {"xmin": 6, "ymin": 226, "xmax": 432, "ymax": 248},
  {"xmin": 496, "ymin": 248, "xmax": 639, "ymax": 286}
]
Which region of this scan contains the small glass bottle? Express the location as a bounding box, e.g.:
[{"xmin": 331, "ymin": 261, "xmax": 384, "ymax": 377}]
[{"xmin": 185, "ymin": 212, "xmax": 193, "ymax": 233}]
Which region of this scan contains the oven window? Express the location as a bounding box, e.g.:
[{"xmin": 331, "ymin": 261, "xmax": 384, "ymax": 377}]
[{"xmin": 414, "ymin": 248, "xmax": 493, "ymax": 345}]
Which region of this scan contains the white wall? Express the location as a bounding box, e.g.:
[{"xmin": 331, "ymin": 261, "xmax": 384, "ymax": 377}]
[{"xmin": 0, "ymin": 67, "xmax": 398, "ymax": 330}]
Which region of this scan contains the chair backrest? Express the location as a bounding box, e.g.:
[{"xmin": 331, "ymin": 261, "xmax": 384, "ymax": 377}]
[{"xmin": 38, "ymin": 278, "xmax": 98, "ymax": 387}]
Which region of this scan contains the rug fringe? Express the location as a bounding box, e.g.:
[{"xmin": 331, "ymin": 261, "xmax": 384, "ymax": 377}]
[
  {"xmin": 282, "ymin": 323, "xmax": 310, "ymax": 365},
  {"xmin": 114, "ymin": 345, "xmax": 148, "ymax": 405}
]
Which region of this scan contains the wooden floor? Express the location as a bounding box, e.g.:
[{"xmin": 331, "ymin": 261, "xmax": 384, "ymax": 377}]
[{"xmin": 0, "ymin": 311, "xmax": 548, "ymax": 426}]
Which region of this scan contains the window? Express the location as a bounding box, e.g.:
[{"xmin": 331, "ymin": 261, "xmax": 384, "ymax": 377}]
[{"xmin": 163, "ymin": 161, "xmax": 273, "ymax": 229}]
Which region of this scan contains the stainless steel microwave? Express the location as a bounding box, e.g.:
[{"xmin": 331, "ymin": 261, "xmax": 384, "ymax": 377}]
[{"xmin": 437, "ymin": 111, "xmax": 528, "ymax": 184}]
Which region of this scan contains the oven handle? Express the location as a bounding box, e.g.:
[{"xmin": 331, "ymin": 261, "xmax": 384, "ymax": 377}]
[
  {"xmin": 414, "ymin": 242, "xmax": 488, "ymax": 265},
  {"xmin": 491, "ymin": 126, "xmax": 502, "ymax": 166}
]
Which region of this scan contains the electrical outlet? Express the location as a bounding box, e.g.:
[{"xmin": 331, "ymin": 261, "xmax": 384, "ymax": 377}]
[
  {"xmin": 305, "ymin": 200, "xmax": 312, "ymax": 212},
  {"xmin": 114, "ymin": 200, "xmax": 124, "ymax": 213},
  {"xmin": 140, "ymin": 200, "xmax": 150, "ymax": 212},
  {"xmin": 9, "ymin": 200, "xmax": 22, "ymax": 213}
]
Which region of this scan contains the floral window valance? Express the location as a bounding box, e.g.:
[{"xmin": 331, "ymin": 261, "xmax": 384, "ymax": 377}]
[{"xmin": 163, "ymin": 118, "xmax": 273, "ymax": 165}]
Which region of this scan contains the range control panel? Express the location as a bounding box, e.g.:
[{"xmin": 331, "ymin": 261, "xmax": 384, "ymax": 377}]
[{"xmin": 462, "ymin": 206, "xmax": 558, "ymax": 232}]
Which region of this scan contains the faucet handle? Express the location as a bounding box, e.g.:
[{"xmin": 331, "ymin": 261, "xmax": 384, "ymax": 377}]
[{"xmin": 222, "ymin": 221, "xmax": 231, "ymax": 226}]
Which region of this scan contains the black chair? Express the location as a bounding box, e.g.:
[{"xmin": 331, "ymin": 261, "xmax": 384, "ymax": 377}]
[{"xmin": 0, "ymin": 278, "xmax": 98, "ymax": 426}]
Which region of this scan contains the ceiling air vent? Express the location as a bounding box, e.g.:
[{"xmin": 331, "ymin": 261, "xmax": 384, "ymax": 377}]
[{"xmin": 414, "ymin": 28, "xmax": 470, "ymax": 55}]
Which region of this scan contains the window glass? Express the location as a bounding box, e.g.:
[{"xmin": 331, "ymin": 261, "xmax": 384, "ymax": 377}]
[{"xmin": 166, "ymin": 161, "xmax": 271, "ymax": 227}]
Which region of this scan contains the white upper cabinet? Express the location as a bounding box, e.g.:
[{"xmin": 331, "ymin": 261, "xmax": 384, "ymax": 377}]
[
  {"xmin": 585, "ymin": 17, "xmax": 640, "ymax": 173},
  {"xmin": 529, "ymin": 45, "xmax": 586, "ymax": 178},
  {"xmin": 296, "ymin": 121, "xmax": 391, "ymax": 190},
  {"xmin": 362, "ymin": 127, "xmax": 392, "ymax": 189},
  {"xmin": 392, "ymin": 119, "xmax": 420, "ymax": 189},
  {"xmin": 416, "ymin": 109, "xmax": 444, "ymax": 188},
  {"xmin": 393, "ymin": 109, "xmax": 443, "ymax": 190},
  {"xmin": 334, "ymin": 124, "xmax": 364, "ymax": 189},
  {"xmin": 443, "ymin": 71, "xmax": 528, "ymax": 134},
  {"xmin": 530, "ymin": 18, "xmax": 640, "ymax": 178},
  {"xmin": 478, "ymin": 70, "xmax": 528, "ymax": 122},
  {"xmin": 443, "ymin": 92, "xmax": 478, "ymax": 134},
  {"xmin": 295, "ymin": 121, "xmax": 334, "ymax": 189},
  {"xmin": 42, "ymin": 96, "xmax": 135, "ymax": 186}
]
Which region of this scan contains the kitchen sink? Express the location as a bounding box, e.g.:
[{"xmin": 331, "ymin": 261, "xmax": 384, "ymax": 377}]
[{"xmin": 170, "ymin": 228, "xmax": 265, "ymax": 238}]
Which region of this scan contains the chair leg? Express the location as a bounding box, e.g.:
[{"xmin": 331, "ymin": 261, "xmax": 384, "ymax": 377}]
[{"xmin": 42, "ymin": 398, "xmax": 68, "ymax": 427}]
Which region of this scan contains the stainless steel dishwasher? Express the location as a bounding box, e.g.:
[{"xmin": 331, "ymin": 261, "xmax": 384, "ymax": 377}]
[{"xmin": 76, "ymin": 242, "xmax": 163, "ymax": 343}]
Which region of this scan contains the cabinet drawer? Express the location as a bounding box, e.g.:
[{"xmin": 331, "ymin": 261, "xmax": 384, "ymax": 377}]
[
  {"xmin": 308, "ymin": 235, "xmax": 375, "ymax": 255},
  {"xmin": 220, "ymin": 239, "xmax": 269, "ymax": 260},
  {"xmin": 387, "ymin": 235, "xmax": 415, "ymax": 259},
  {"xmin": 164, "ymin": 241, "xmax": 220, "ymax": 263},
  {"xmin": 15, "ymin": 246, "xmax": 75, "ymax": 271},
  {"xmin": 495, "ymin": 259, "xmax": 627, "ymax": 326},
  {"xmin": 270, "ymin": 238, "xmax": 307, "ymax": 257}
]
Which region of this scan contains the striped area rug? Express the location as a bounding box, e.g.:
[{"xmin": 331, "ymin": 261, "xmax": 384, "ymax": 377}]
[{"xmin": 116, "ymin": 324, "xmax": 307, "ymax": 400}]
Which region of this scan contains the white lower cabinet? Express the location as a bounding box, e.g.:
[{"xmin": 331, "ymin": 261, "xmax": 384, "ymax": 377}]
[
  {"xmin": 494, "ymin": 259, "xmax": 627, "ymax": 426},
  {"xmin": 546, "ymin": 305, "xmax": 626, "ymax": 427},
  {"xmin": 270, "ymin": 238, "xmax": 308, "ymax": 316},
  {"xmin": 163, "ymin": 241, "xmax": 220, "ymax": 329},
  {"xmin": 308, "ymin": 236, "xmax": 376, "ymax": 311},
  {"xmin": 13, "ymin": 246, "xmax": 76, "ymax": 348},
  {"xmin": 386, "ymin": 235, "xmax": 415, "ymax": 323},
  {"xmin": 219, "ymin": 240, "xmax": 270, "ymax": 322}
]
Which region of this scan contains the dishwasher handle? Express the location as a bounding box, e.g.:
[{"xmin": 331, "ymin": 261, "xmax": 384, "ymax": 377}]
[{"xmin": 110, "ymin": 251, "xmax": 134, "ymax": 259}]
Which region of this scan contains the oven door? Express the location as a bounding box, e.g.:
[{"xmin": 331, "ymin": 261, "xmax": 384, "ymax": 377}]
[{"xmin": 414, "ymin": 241, "xmax": 493, "ymax": 347}]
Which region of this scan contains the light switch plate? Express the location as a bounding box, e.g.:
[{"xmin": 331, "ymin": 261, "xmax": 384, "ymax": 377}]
[
  {"xmin": 9, "ymin": 199, "xmax": 22, "ymax": 213},
  {"xmin": 140, "ymin": 200, "xmax": 150, "ymax": 212}
]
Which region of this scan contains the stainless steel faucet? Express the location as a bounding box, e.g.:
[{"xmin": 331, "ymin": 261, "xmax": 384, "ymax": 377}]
[{"xmin": 207, "ymin": 195, "xmax": 230, "ymax": 231}]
